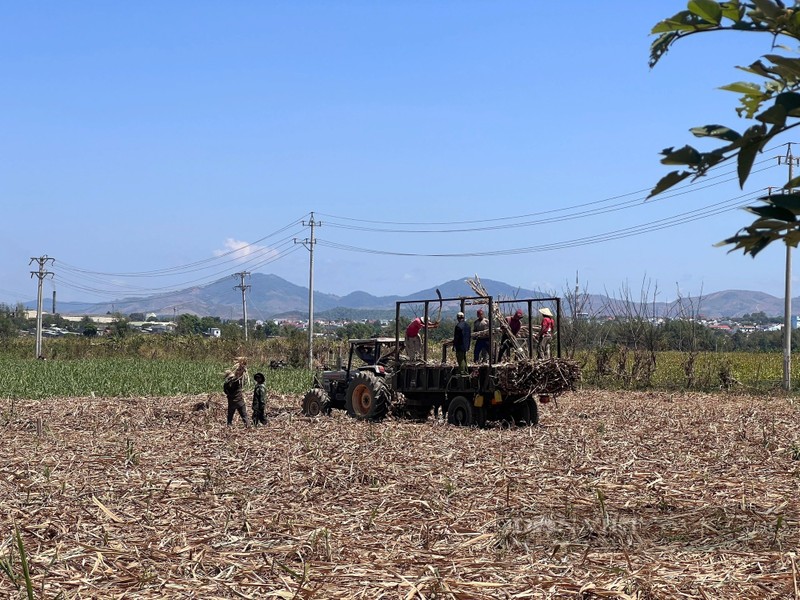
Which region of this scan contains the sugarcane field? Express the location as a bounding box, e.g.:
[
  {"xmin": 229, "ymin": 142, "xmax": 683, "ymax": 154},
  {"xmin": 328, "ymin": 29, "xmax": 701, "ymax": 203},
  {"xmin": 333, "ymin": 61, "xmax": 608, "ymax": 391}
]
[
  {"xmin": 3, "ymin": 285, "xmax": 800, "ymax": 600},
  {"xmin": 2, "ymin": 386, "xmax": 800, "ymax": 600}
]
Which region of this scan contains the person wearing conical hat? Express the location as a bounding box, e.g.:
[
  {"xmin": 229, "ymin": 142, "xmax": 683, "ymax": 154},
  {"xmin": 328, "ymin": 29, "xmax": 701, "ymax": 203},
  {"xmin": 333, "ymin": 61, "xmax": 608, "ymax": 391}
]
[
  {"xmin": 537, "ymin": 307, "xmax": 555, "ymax": 359},
  {"xmin": 223, "ymin": 357, "xmax": 250, "ymax": 427}
]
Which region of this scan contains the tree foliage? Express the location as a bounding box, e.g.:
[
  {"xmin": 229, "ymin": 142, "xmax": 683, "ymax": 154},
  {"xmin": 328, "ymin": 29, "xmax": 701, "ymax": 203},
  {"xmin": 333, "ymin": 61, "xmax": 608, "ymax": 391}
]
[{"xmin": 651, "ymin": 0, "xmax": 800, "ymax": 255}]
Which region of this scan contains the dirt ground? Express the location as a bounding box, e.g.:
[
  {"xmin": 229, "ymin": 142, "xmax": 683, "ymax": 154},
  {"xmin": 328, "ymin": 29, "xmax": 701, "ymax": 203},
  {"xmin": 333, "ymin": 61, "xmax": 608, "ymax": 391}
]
[{"xmin": 1, "ymin": 390, "xmax": 800, "ymax": 599}]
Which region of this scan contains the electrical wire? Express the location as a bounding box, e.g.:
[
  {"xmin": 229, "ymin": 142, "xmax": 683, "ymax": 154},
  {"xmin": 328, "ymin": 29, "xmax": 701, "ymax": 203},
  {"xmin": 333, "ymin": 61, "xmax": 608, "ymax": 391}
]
[
  {"xmin": 53, "ymin": 238, "xmax": 305, "ymax": 300},
  {"xmin": 317, "ymin": 156, "xmax": 779, "ymax": 229},
  {"xmin": 57, "ymin": 215, "xmax": 309, "ymax": 277},
  {"xmin": 316, "ymin": 189, "xmax": 762, "ymax": 258}
]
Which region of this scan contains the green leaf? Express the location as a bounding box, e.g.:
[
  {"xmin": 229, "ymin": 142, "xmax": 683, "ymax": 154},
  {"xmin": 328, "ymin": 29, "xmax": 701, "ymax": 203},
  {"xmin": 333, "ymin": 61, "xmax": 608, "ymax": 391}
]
[
  {"xmin": 785, "ymin": 229, "xmax": 800, "ymax": 247},
  {"xmin": 764, "ymin": 55, "xmax": 800, "ymax": 80},
  {"xmin": 719, "ymin": 81, "xmax": 762, "ymax": 94},
  {"xmin": 756, "ymin": 103, "xmax": 787, "ymax": 125},
  {"xmin": 689, "ymin": 124, "xmax": 741, "ymax": 141},
  {"xmin": 721, "ymin": 2, "xmax": 744, "ymax": 22},
  {"xmin": 747, "ymin": 204, "xmax": 797, "ymax": 221},
  {"xmin": 783, "ymin": 176, "xmax": 800, "ymax": 190},
  {"xmin": 660, "ymin": 145, "xmax": 702, "ymax": 166},
  {"xmin": 751, "ymin": 0, "xmax": 783, "ymax": 20},
  {"xmin": 651, "ymin": 11, "xmax": 697, "ymax": 33},
  {"xmin": 689, "ymin": 0, "xmax": 723, "ymax": 24},
  {"xmin": 737, "ymin": 60, "xmax": 775, "ymax": 80},
  {"xmin": 647, "ymin": 170, "xmax": 691, "ymax": 198},
  {"xmin": 775, "ymin": 92, "xmax": 800, "ymax": 118},
  {"xmin": 769, "ymin": 193, "xmax": 800, "ymax": 211},
  {"xmin": 736, "ymin": 126, "xmax": 766, "ymax": 187}
]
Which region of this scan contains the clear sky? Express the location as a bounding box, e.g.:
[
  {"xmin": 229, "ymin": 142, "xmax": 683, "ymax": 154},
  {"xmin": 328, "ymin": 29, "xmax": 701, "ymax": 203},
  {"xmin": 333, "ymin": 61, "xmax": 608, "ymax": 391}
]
[{"xmin": 1, "ymin": 2, "xmax": 794, "ymax": 308}]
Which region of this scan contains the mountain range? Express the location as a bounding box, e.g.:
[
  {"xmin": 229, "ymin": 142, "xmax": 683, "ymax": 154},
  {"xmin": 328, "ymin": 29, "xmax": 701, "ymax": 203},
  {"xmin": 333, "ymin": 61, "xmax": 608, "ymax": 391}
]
[{"xmin": 40, "ymin": 273, "xmax": 796, "ymax": 320}]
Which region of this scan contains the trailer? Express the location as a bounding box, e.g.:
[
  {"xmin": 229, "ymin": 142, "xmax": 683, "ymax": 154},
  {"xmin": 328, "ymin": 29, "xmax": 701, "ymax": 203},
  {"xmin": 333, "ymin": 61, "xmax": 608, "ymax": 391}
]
[{"xmin": 301, "ymin": 294, "xmax": 579, "ymax": 427}]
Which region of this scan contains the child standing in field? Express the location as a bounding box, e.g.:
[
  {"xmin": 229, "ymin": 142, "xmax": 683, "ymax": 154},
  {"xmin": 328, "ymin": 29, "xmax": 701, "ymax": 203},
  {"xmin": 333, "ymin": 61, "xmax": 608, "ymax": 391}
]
[
  {"xmin": 252, "ymin": 372, "xmax": 267, "ymax": 426},
  {"xmin": 223, "ymin": 357, "xmax": 250, "ymax": 428}
]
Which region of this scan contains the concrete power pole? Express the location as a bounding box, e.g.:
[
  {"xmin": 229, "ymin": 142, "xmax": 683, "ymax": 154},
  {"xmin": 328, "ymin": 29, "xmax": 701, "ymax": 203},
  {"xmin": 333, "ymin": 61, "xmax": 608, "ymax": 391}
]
[
  {"xmin": 29, "ymin": 255, "xmax": 54, "ymax": 359},
  {"xmin": 233, "ymin": 271, "xmax": 251, "ymax": 341},
  {"xmin": 295, "ymin": 212, "xmax": 321, "ymax": 369},
  {"xmin": 779, "ymin": 145, "xmax": 800, "ymax": 391}
]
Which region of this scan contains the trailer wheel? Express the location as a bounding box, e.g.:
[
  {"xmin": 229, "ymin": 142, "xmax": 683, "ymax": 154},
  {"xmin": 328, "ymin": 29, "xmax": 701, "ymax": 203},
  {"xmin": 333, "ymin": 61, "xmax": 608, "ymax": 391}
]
[
  {"xmin": 301, "ymin": 388, "xmax": 330, "ymax": 417},
  {"xmin": 447, "ymin": 396, "xmax": 474, "ymax": 426},
  {"xmin": 512, "ymin": 398, "xmax": 539, "ymax": 426},
  {"xmin": 345, "ymin": 371, "xmax": 388, "ymax": 421}
]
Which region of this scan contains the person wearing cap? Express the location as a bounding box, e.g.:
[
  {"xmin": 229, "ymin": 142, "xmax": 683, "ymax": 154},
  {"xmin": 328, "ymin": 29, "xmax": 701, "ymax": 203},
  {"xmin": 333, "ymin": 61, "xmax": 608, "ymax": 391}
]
[
  {"xmin": 453, "ymin": 311, "xmax": 471, "ymax": 374},
  {"xmin": 537, "ymin": 307, "xmax": 555, "ymax": 359},
  {"xmin": 497, "ymin": 309, "xmax": 524, "ymax": 362},
  {"xmin": 252, "ymin": 372, "xmax": 267, "ymax": 426},
  {"xmin": 472, "ymin": 309, "xmax": 490, "ymax": 363},
  {"xmin": 405, "ymin": 315, "xmax": 437, "ymax": 360}
]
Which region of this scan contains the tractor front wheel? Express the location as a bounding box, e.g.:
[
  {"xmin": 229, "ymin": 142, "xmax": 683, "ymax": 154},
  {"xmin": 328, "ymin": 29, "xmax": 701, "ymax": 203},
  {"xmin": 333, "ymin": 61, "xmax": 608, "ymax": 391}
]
[{"xmin": 301, "ymin": 388, "xmax": 330, "ymax": 417}]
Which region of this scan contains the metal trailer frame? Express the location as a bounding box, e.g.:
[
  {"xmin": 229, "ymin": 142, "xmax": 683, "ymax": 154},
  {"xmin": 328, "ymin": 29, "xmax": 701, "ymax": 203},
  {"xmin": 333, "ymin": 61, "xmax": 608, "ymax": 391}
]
[{"xmin": 390, "ymin": 294, "xmax": 562, "ymax": 420}]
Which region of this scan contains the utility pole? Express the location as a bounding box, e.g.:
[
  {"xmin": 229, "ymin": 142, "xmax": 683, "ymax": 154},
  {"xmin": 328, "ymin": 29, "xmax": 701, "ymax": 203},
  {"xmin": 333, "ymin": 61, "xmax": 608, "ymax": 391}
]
[
  {"xmin": 29, "ymin": 255, "xmax": 54, "ymax": 359},
  {"xmin": 295, "ymin": 212, "xmax": 321, "ymax": 369},
  {"xmin": 574, "ymin": 271, "xmax": 579, "ymax": 319},
  {"xmin": 778, "ymin": 144, "xmax": 800, "ymax": 391},
  {"xmin": 233, "ymin": 271, "xmax": 251, "ymax": 341}
]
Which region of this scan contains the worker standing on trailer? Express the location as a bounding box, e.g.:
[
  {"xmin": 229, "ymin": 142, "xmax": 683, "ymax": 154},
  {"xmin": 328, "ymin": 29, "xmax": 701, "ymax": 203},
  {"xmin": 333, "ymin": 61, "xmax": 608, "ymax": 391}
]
[
  {"xmin": 537, "ymin": 308, "xmax": 555, "ymax": 359},
  {"xmin": 453, "ymin": 311, "xmax": 471, "ymax": 374},
  {"xmin": 472, "ymin": 309, "xmax": 490, "ymax": 363},
  {"xmin": 497, "ymin": 309, "xmax": 524, "ymax": 362},
  {"xmin": 405, "ymin": 316, "xmax": 437, "ymax": 360}
]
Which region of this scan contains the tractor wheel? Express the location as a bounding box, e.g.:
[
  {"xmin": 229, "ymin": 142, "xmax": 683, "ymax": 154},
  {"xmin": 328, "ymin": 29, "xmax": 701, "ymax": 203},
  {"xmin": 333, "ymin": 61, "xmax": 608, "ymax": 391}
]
[
  {"xmin": 512, "ymin": 397, "xmax": 539, "ymax": 426},
  {"xmin": 447, "ymin": 395, "xmax": 474, "ymax": 427},
  {"xmin": 301, "ymin": 388, "xmax": 330, "ymax": 417},
  {"xmin": 345, "ymin": 371, "xmax": 389, "ymax": 421}
]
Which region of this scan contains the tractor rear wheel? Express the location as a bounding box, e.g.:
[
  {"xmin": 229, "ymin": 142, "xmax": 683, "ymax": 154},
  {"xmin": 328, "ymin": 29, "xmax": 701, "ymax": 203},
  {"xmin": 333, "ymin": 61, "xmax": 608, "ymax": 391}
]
[
  {"xmin": 345, "ymin": 371, "xmax": 389, "ymax": 421},
  {"xmin": 301, "ymin": 388, "xmax": 330, "ymax": 417},
  {"xmin": 447, "ymin": 395, "xmax": 474, "ymax": 426},
  {"xmin": 512, "ymin": 397, "xmax": 539, "ymax": 426}
]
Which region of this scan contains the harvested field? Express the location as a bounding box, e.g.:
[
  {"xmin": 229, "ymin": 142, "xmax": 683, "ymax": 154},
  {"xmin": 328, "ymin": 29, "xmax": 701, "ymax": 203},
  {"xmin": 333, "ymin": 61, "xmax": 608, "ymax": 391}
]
[{"xmin": 2, "ymin": 390, "xmax": 800, "ymax": 599}]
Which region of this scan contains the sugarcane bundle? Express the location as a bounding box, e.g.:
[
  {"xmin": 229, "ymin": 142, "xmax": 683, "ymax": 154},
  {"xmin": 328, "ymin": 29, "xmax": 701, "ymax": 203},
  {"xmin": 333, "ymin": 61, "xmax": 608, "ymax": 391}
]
[
  {"xmin": 466, "ymin": 275, "xmax": 527, "ymax": 360},
  {"xmin": 491, "ymin": 358, "xmax": 581, "ymax": 396}
]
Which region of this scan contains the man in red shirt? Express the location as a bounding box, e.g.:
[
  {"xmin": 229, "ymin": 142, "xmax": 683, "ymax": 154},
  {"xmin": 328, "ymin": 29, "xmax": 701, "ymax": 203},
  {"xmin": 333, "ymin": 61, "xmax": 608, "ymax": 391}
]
[
  {"xmin": 497, "ymin": 309, "xmax": 524, "ymax": 362},
  {"xmin": 405, "ymin": 316, "xmax": 437, "ymax": 360}
]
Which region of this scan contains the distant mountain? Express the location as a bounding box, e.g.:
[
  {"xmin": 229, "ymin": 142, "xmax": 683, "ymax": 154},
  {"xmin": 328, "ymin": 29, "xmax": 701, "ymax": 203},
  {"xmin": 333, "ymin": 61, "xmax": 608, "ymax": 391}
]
[
  {"xmin": 36, "ymin": 274, "xmax": 798, "ymax": 320},
  {"xmin": 696, "ymin": 290, "xmax": 786, "ymax": 319}
]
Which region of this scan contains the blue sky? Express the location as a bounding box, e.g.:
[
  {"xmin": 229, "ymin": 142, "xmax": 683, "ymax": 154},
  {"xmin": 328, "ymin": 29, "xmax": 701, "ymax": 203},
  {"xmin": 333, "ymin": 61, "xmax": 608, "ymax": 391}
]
[{"xmin": 1, "ymin": 2, "xmax": 794, "ymax": 308}]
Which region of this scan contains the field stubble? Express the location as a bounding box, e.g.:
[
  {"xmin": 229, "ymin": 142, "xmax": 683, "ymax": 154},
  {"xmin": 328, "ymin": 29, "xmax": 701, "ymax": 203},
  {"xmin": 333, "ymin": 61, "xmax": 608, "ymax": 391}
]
[{"xmin": 1, "ymin": 390, "xmax": 800, "ymax": 599}]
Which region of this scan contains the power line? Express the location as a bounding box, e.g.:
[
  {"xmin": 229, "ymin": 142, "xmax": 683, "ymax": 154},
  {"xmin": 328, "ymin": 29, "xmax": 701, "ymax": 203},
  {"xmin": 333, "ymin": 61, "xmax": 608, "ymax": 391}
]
[
  {"xmin": 57, "ymin": 216, "xmax": 309, "ymax": 278},
  {"xmin": 315, "ymin": 189, "xmax": 762, "ymax": 258},
  {"xmin": 317, "ymin": 158, "xmax": 777, "ymax": 230}
]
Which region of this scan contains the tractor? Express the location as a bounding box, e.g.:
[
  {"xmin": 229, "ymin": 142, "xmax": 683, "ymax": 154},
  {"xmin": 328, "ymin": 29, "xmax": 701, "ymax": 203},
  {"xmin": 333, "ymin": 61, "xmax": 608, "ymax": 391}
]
[{"xmin": 300, "ymin": 337, "xmax": 401, "ymax": 419}]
